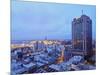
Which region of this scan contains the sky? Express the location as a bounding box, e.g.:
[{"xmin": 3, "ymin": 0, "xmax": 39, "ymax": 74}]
[{"xmin": 11, "ymin": 1, "xmax": 96, "ymax": 40}]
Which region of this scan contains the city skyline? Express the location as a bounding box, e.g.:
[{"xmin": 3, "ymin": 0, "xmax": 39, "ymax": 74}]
[
  {"xmin": 11, "ymin": 1, "xmax": 96, "ymax": 74},
  {"xmin": 11, "ymin": 1, "xmax": 96, "ymax": 41}
]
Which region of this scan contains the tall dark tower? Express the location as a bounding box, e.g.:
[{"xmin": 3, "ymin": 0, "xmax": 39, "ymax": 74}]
[
  {"xmin": 35, "ymin": 41, "xmax": 38, "ymax": 50},
  {"xmin": 72, "ymin": 15, "xmax": 92, "ymax": 56}
]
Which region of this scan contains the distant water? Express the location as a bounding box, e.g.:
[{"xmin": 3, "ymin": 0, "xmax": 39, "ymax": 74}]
[
  {"xmin": 11, "ymin": 40, "xmax": 32, "ymax": 44},
  {"xmin": 11, "ymin": 40, "xmax": 23, "ymax": 44}
]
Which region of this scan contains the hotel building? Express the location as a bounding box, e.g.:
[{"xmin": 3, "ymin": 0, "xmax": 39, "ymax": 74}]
[{"xmin": 72, "ymin": 15, "xmax": 92, "ymax": 56}]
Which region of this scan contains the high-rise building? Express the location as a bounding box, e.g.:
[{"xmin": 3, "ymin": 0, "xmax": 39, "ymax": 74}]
[
  {"xmin": 34, "ymin": 41, "xmax": 38, "ymax": 50},
  {"xmin": 72, "ymin": 15, "xmax": 92, "ymax": 56}
]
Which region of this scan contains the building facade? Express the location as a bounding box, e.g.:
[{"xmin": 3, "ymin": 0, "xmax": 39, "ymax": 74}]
[{"xmin": 72, "ymin": 15, "xmax": 92, "ymax": 56}]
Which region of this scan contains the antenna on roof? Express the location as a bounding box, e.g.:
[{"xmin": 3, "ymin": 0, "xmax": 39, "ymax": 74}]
[{"xmin": 82, "ymin": 10, "xmax": 83, "ymax": 15}]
